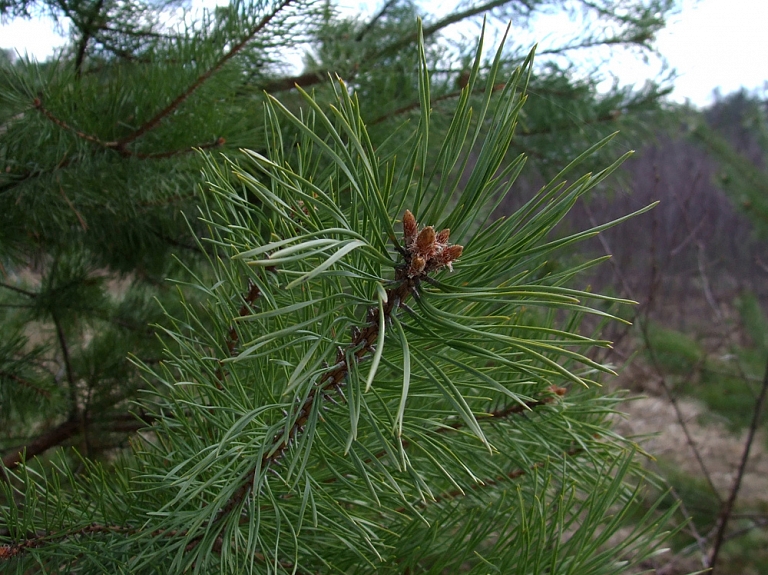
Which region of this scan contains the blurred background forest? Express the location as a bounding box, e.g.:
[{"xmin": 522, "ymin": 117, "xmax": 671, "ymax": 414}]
[{"xmin": 1, "ymin": 0, "xmax": 767, "ymax": 572}]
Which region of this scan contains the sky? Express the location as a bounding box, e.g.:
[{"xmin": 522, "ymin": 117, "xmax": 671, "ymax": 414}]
[{"xmin": 1, "ymin": 0, "xmax": 767, "ymax": 108}]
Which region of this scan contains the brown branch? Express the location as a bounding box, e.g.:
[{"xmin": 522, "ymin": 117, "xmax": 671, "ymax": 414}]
[
  {"xmin": 0, "ymin": 282, "xmax": 37, "ymax": 298},
  {"xmin": 33, "ymin": 98, "xmax": 226, "ymax": 158},
  {"xmin": 1, "ymin": 413, "xmax": 155, "ymax": 473},
  {"xmin": 708, "ymin": 356, "xmax": 768, "ymax": 571},
  {"xmin": 215, "ymin": 280, "xmax": 262, "ymax": 387},
  {"xmin": 354, "ymin": 0, "xmax": 398, "ymax": 41},
  {"xmin": 260, "ymin": 70, "xmax": 331, "ymax": 93},
  {"xmin": 131, "ymin": 137, "xmax": 226, "ymax": 159},
  {"xmin": 0, "ymin": 370, "xmax": 51, "ymax": 399},
  {"xmin": 0, "ymin": 524, "xmax": 129, "ymax": 560},
  {"xmin": 33, "ymin": 98, "xmax": 115, "ymax": 149},
  {"xmin": 369, "ymin": 83, "xmax": 512, "ymax": 126},
  {"xmin": 117, "ymin": 0, "xmax": 297, "ymax": 146},
  {"xmin": 59, "ymin": 184, "xmax": 88, "ymax": 231},
  {"xmin": 398, "ymin": 444, "xmax": 583, "ymax": 514},
  {"xmin": 261, "ymin": 0, "xmax": 517, "ymax": 94},
  {"xmin": 52, "ymin": 312, "xmax": 78, "ymax": 420},
  {"xmin": 74, "ymin": 0, "xmax": 106, "ymax": 76}
]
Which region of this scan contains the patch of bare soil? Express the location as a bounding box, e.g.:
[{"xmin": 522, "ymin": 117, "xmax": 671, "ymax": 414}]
[{"xmin": 614, "ymin": 395, "xmax": 768, "ymax": 501}]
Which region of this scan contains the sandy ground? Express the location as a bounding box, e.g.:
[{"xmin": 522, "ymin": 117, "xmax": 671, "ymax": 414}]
[{"xmin": 614, "ymin": 395, "xmax": 768, "ymax": 500}]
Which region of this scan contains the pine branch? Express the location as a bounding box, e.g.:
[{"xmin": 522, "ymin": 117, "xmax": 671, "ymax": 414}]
[
  {"xmin": 354, "ymin": 0, "xmax": 398, "ymax": 42},
  {"xmin": 74, "ymin": 0, "xmax": 106, "ymax": 76},
  {"xmin": 51, "ymin": 312, "xmax": 77, "ymax": 420},
  {"xmin": 0, "ymin": 369, "xmax": 51, "ymax": 399},
  {"xmin": 1, "ymin": 413, "xmax": 155, "ymax": 473},
  {"xmin": 215, "ymin": 280, "xmax": 262, "ymax": 387},
  {"xmin": 261, "ymin": 0, "xmax": 517, "ymax": 94},
  {"xmin": 33, "ymin": 98, "xmax": 112, "ymax": 148},
  {"xmin": 0, "ymin": 282, "xmax": 37, "ymax": 298},
  {"xmin": 0, "ymin": 370, "xmax": 50, "ymax": 399},
  {"xmin": 117, "ymin": 0, "xmax": 298, "ymax": 146},
  {"xmin": 0, "ymin": 524, "xmax": 129, "ymax": 560},
  {"xmin": 404, "ymin": 444, "xmax": 583, "ymax": 513},
  {"xmin": 189, "ymin": 210, "xmax": 465, "ymax": 550},
  {"xmin": 0, "ymin": 393, "xmax": 566, "ymax": 563},
  {"xmin": 32, "ymin": 98, "xmax": 226, "ymax": 157}
]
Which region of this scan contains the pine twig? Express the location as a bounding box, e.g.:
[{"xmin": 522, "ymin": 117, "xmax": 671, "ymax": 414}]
[
  {"xmin": 1, "ymin": 413, "xmax": 155, "ymax": 473},
  {"xmin": 415, "ymin": 445, "xmax": 584, "ymax": 512},
  {"xmin": 354, "ymin": 0, "xmax": 398, "ymax": 42},
  {"xmin": 0, "ymin": 524, "xmax": 129, "ymax": 560},
  {"xmin": 33, "ymin": 98, "xmax": 113, "ymax": 148},
  {"xmin": 214, "ymin": 280, "xmax": 262, "ymax": 387},
  {"xmin": 33, "ymin": 98, "xmax": 226, "ymax": 158},
  {"xmin": 0, "ymin": 370, "xmax": 50, "ymax": 399},
  {"xmin": 51, "ymin": 312, "xmax": 78, "ymax": 420},
  {"xmin": 261, "ymin": 0, "xmax": 515, "ymax": 94},
  {"xmin": 0, "ymin": 282, "xmax": 37, "ymax": 298},
  {"xmin": 117, "ymin": 0, "xmax": 297, "ymax": 146}
]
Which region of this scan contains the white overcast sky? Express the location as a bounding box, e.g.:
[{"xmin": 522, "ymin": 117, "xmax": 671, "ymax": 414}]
[{"xmin": 1, "ymin": 0, "xmax": 766, "ymax": 108}]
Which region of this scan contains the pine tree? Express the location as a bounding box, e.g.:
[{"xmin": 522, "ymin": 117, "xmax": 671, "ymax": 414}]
[{"xmin": 1, "ymin": 0, "xmax": 681, "ymax": 572}]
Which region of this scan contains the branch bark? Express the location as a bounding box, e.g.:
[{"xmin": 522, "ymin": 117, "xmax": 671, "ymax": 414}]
[
  {"xmin": 1, "ymin": 413, "xmax": 155, "ymax": 474},
  {"xmin": 260, "ymin": 0, "xmax": 517, "ymax": 94}
]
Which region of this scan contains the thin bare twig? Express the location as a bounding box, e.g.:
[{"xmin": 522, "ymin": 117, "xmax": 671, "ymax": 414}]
[
  {"xmin": 708, "ymin": 356, "xmax": 768, "ymax": 571},
  {"xmin": 696, "ymin": 240, "xmax": 721, "ymax": 319}
]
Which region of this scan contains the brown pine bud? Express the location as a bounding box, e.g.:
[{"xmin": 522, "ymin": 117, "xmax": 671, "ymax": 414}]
[
  {"xmin": 409, "ymin": 255, "xmax": 426, "ymax": 277},
  {"xmin": 415, "ymin": 226, "xmax": 436, "ymax": 257},
  {"xmin": 456, "ymin": 70, "xmax": 470, "ymax": 90},
  {"xmin": 432, "ymin": 244, "xmax": 463, "ymax": 272},
  {"xmin": 403, "ymin": 210, "xmax": 417, "ymax": 246},
  {"xmin": 443, "ymin": 244, "xmax": 463, "ymax": 261},
  {"xmin": 436, "ymin": 228, "xmax": 450, "ymax": 244}
]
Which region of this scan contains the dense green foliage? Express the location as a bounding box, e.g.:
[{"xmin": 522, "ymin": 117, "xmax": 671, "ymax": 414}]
[{"xmin": 1, "ymin": 0, "xmax": 684, "ymax": 572}]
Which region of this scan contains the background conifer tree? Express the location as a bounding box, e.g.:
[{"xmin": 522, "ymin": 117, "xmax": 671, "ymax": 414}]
[{"xmin": 1, "ymin": 0, "xmax": 682, "ymax": 572}]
